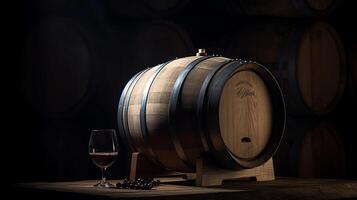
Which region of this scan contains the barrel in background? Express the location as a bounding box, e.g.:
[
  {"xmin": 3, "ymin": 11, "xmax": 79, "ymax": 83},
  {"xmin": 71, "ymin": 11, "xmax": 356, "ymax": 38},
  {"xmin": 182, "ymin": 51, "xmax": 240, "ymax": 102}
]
[
  {"xmin": 21, "ymin": 17, "xmax": 193, "ymax": 120},
  {"xmin": 349, "ymin": 39, "xmax": 357, "ymax": 96},
  {"xmin": 118, "ymin": 54, "xmax": 286, "ymax": 172},
  {"xmin": 21, "ymin": 17, "xmax": 121, "ymax": 119},
  {"xmin": 222, "ymin": 0, "xmax": 340, "ymax": 17},
  {"xmin": 115, "ymin": 20, "xmax": 194, "ymax": 76},
  {"xmin": 274, "ymin": 119, "xmax": 346, "ymax": 178},
  {"xmin": 341, "ymin": 33, "xmax": 357, "ymax": 180},
  {"xmin": 102, "ymin": 0, "xmax": 189, "ymax": 18},
  {"xmin": 22, "ymin": 120, "xmax": 90, "ymax": 181},
  {"xmin": 222, "ymin": 21, "xmax": 346, "ymax": 116}
]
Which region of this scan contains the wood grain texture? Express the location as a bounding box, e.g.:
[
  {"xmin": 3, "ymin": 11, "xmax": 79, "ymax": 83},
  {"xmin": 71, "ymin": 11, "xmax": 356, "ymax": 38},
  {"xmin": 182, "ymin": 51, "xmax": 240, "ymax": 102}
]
[
  {"xmin": 179, "ymin": 57, "xmax": 230, "ymax": 165},
  {"xmin": 13, "ymin": 178, "xmax": 357, "ymax": 200},
  {"xmin": 146, "ymin": 57, "xmax": 197, "ymax": 172},
  {"xmin": 297, "ymin": 23, "xmax": 341, "ymax": 114},
  {"xmin": 219, "ymin": 71, "xmax": 272, "ymax": 159},
  {"xmin": 196, "ymin": 157, "xmax": 274, "ymax": 186},
  {"xmin": 128, "ymin": 66, "xmax": 159, "ymax": 159},
  {"xmin": 298, "ymin": 123, "xmax": 345, "ymax": 178},
  {"xmin": 273, "ymin": 119, "xmax": 345, "ymax": 178},
  {"xmin": 129, "ymin": 152, "xmax": 192, "ymax": 181}
]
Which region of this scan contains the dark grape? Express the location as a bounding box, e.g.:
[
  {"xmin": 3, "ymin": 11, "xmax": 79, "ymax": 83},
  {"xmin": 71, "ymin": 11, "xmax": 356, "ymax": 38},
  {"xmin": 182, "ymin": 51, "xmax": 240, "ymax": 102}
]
[
  {"xmin": 143, "ymin": 183, "xmax": 149, "ymax": 190},
  {"xmin": 116, "ymin": 177, "xmax": 160, "ymax": 190},
  {"xmin": 122, "ymin": 182, "xmax": 129, "ymax": 188},
  {"xmin": 129, "ymin": 183, "xmax": 135, "ymax": 189},
  {"xmin": 152, "ymin": 179, "xmax": 160, "ymax": 186}
]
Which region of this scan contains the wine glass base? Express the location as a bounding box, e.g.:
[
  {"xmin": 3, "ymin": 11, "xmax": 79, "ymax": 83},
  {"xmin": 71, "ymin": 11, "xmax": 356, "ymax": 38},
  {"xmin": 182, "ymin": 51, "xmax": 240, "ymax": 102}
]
[{"xmin": 94, "ymin": 181, "xmax": 116, "ymax": 188}]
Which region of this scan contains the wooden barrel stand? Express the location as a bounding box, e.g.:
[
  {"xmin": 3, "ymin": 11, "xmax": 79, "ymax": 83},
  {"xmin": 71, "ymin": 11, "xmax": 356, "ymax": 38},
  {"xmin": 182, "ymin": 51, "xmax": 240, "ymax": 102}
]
[{"xmin": 129, "ymin": 152, "xmax": 274, "ymax": 186}]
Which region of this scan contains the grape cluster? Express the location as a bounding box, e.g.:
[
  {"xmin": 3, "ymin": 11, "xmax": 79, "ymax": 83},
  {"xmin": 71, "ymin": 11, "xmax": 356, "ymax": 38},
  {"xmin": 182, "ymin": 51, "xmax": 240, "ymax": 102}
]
[{"xmin": 116, "ymin": 178, "xmax": 160, "ymax": 190}]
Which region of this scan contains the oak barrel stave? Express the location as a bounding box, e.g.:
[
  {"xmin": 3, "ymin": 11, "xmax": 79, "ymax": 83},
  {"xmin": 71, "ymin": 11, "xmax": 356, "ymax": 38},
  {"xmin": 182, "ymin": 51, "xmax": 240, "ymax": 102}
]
[
  {"xmin": 128, "ymin": 66, "xmax": 162, "ymax": 164},
  {"xmin": 118, "ymin": 69, "xmax": 150, "ymax": 152},
  {"xmin": 146, "ymin": 57, "xmax": 198, "ymax": 171},
  {"xmin": 178, "ymin": 57, "xmax": 231, "ymax": 167}
]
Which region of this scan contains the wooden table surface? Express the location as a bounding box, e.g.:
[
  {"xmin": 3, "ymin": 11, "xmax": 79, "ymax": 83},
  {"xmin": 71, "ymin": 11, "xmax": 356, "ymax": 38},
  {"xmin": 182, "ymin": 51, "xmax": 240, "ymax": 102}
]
[{"xmin": 11, "ymin": 177, "xmax": 357, "ymax": 200}]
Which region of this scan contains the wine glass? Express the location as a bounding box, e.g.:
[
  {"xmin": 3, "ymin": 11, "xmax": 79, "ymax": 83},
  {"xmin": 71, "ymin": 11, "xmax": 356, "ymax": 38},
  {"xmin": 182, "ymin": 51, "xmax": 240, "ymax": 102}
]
[{"xmin": 89, "ymin": 129, "xmax": 118, "ymax": 188}]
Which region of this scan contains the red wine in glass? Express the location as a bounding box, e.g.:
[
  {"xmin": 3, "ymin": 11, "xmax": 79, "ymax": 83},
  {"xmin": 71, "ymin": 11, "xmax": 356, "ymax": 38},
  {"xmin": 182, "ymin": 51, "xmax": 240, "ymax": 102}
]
[
  {"xmin": 89, "ymin": 129, "xmax": 118, "ymax": 188},
  {"xmin": 90, "ymin": 152, "xmax": 118, "ymax": 168}
]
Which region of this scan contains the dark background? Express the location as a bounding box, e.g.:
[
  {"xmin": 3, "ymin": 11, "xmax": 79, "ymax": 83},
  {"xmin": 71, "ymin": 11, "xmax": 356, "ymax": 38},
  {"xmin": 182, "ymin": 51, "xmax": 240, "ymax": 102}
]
[{"xmin": 4, "ymin": 0, "xmax": 357, "ymax": 183}]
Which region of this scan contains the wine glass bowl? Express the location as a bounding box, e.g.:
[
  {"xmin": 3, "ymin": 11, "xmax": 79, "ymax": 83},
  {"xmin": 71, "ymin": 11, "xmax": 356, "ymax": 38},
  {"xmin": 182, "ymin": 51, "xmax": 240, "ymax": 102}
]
[{"xmin": 89, "ymin": 129, "xmax": 118, "ymax": 188}]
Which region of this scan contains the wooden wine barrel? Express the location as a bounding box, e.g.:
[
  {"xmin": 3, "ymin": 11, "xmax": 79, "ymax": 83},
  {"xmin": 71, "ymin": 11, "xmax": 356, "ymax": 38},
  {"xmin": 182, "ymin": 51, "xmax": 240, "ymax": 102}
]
[
  {"xmin": 21, "ymin": 17, "xmax": 193, "ymax": 119},
  {"xmin": 103, "ymin": 0, "xmax": 189, "ymax": 18},
  {"xmin": 224, "ymin": 21, "xmax": 346, "ymax": 116},
  {"xmin": 223, "ymin": 0, "xmax": 340, "ymax": 17},
  {"xmin": 118, "ymin": 52, "xmax": 286, "ymax": 172},
  {"xmin": 274, "ymin": 119, "xmax": 345, "ymax": 178}
]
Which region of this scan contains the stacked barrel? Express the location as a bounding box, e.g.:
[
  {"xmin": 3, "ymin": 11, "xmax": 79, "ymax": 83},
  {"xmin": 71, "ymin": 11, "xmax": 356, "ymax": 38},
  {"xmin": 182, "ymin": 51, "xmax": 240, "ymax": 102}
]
[
  {"xmin": 210, "ymin": 0, "xmax": 353, "ymax": 179},
  {"xmin": 17, "ymin": 0, "xmax": 357, "ymax": 181},
  {"xmin": 19, "ymin": 0, "xmax": 194, "ymax": 181}
]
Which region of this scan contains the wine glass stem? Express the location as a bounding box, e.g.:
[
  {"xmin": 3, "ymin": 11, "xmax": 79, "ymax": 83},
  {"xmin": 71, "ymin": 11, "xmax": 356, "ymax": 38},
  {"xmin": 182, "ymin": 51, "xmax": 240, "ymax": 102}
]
[{"xmin": 101, "ymin": 167, "xmax": 106, "ymax": 183}]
